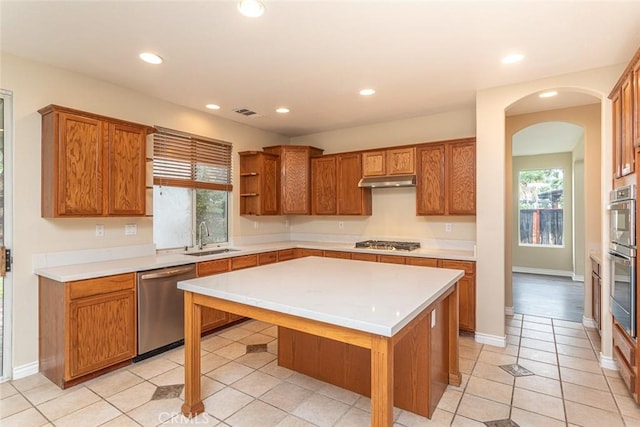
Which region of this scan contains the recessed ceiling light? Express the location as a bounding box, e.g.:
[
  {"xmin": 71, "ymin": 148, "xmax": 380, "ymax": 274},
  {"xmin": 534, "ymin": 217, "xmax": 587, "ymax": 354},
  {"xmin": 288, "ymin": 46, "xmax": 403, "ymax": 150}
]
[
  {"xmin": 238, "ymin": 0, "xmax": 265, "ymax": 17},
  {"xmin": 205, "ymin": 104, "xmax": 221, "ymax": 110},
  {"xmin": 359, "ymin": 88, "xmax": 376, "ymax": 96},
  {"xmin": 501, "ymin": 53, "xmax": 524, "ymax": 65},
  {"xmin": 139, "ymin": 52, "xmax": 163, "ymax": 65},
  {"xmin": 539, "ymin": 90, "xmax": 558, "ymax": 98},
  {"xmin": 275, "ymin": 107, "xmax": 290, "ymax": 114}
]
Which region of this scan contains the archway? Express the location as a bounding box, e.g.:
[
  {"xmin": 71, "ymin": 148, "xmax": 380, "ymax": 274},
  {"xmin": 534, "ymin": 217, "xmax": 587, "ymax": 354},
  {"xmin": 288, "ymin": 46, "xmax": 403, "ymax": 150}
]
[
  {"xmin": 508, "ymin": 120, "xmax": 587, "ymax": 321},
  {"xmin": 503, "ymin": 96, "xmax": 601, "ymax": 328}
]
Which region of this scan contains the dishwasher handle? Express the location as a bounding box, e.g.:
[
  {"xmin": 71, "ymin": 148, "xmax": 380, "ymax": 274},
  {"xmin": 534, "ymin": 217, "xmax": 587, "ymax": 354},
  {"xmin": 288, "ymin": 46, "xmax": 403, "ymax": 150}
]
[{"xmin": 139, "ymin": 265, "xmax": 195, "ymax": 280}]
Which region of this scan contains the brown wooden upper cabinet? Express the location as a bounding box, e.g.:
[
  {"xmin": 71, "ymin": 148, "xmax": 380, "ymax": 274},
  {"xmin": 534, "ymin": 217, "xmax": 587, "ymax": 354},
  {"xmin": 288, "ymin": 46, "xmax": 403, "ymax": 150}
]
[
  {"xmin": 416, "ymin": 138, "xmax": 476, "ymax": 215},
  {"xmin": 39, "ymin": 105, "xmax": 154, "ymax": 218},
  {"xmin": 362, "ymin": 147, "xmax": 415, "ymax": 177},
  {"xmin": 311, "ymin": 153, "xmax": 372, "ymax": 216},
  {"xmin": 239, "ymin": 151, "xmax": 280, "ymax": 215},
  {"xmin": 263, "ymin": 145, "xmax": 323, "ymax": 215},
  {"xmin": 610, "ymin": 47, "xmax": 640, "ymax": 184}
]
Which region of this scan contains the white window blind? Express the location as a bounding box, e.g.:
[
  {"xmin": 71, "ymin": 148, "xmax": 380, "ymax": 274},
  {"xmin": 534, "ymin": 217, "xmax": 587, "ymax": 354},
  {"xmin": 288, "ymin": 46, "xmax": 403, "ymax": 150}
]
[{"xmin": 153, "ymin": 127, "xmax": 233, "ymax": 191}]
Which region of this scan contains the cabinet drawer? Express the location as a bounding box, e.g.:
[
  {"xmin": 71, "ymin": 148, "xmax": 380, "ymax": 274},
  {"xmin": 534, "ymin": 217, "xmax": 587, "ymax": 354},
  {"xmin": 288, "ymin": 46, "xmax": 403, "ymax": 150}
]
[
  {"xmin": 406, "ymin": 257, "xmax": 438, "ymax": 267},
  {"xmin": 352, "ymin": 252, "xmax": 377, "ymax": 262},
  {"xmin": 258, "ymin": 251, "xmax": 278, "ymax": 265},
  {"xmin": 231, "ymin": 254, "xmax": 258, "ymax": 270},
  {"xmin": 68, "ymin": 273, "xmax": 135, "ymax": 300},
  {"xmin": 439, "ymin": 259, "xmax": 475, "ymax": 275},
  {"xmin": 378, "ymin": 255, "xmax": 405, "ymax": 265},
  {"xmin": 614, "ymin": 346, "xmax": 636, "ymax": 395},
  {"xmin": 278, "ymin": 249, "xmax": 295, "ymax": 262},
  {"xmin": 296, "ymin": 248, "xmax": 324, "ymax": 258},
  {"xmin": 324, "ymin": 250, "xmax": 352, "ymax": 259},
  {"xmin": 613, "ymin": 322, "xmax": 636, "ymax": 367},
  {"xmin": 197, "ymin": 259, "xmax": 229, "ymax": 277}
]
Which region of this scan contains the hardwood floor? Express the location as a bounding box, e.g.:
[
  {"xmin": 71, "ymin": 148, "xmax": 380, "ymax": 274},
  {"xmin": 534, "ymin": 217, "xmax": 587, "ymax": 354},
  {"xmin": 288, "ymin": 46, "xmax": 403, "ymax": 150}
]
[{"xmin": 512, "ymin": 273, "xmax": 584, "ymax": 322}]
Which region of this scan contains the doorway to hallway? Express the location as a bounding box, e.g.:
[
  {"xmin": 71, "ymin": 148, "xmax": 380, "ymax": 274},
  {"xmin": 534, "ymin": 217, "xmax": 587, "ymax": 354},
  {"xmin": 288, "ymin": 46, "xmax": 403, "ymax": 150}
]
[{"xmin": 512, "ymin": 272, "xmax": 584, "ymax": 322}]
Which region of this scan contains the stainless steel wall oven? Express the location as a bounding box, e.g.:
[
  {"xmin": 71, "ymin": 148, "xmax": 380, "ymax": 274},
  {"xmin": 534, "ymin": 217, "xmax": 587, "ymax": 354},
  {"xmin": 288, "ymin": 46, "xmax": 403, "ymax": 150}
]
[{"xmin": 608, "ymin": 184, "xmax": 637, "ymax": 339}]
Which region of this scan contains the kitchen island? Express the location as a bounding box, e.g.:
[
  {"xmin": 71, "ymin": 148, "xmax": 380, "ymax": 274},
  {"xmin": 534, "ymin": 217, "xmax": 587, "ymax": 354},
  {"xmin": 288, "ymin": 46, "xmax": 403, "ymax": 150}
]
[{"xmin": 178, "ymin": 256, "xmax": 463, "ymax": 426}]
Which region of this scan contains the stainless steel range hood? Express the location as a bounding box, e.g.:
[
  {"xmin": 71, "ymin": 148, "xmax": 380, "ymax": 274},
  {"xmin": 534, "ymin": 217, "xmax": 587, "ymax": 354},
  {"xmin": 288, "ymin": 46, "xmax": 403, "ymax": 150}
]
[{"xmin": 357, "ymin": 174, "xmax": 417, "ymax": 188}]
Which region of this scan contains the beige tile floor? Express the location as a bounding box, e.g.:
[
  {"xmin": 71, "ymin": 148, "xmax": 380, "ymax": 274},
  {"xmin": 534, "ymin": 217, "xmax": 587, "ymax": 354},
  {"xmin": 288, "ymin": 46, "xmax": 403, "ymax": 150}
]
[{"xmin": 2, "ymin": 314, "xmax": 640, "ymax": 426}]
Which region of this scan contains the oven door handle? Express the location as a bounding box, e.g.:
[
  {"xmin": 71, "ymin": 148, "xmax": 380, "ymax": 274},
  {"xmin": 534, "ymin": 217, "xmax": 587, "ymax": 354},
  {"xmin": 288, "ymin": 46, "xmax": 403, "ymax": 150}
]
[{"xmin": 609, "ymin": 250, "xmax": 633, "ymax": 264}]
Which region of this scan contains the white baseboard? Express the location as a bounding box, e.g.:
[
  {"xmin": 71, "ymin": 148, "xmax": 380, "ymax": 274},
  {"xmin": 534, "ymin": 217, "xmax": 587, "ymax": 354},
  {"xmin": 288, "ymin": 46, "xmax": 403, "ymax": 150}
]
[
  {"xmin": 600, "ymin": 353, "xmax": 617, "ymax": 371},
  {"xmin": 474, "ymin": 332, "xmax": 506, "ymax": 348},
  {"xmin": 512, "ymin": 266, "xmax": 574, "ymax": 278},
  {"xmin": 572, "ymin": 274, "xmax": 585, "ymax": 282},
  {"xmin": 13, "ymin": 361, "xmax": 38, "ymax": 380},
  {"xmin": 505, "ymin": 306, "xmax": 514, "ymax": 316},
  {"xmin": 582, "ymin": 315, "xmax": 597, "ymax": 329}
]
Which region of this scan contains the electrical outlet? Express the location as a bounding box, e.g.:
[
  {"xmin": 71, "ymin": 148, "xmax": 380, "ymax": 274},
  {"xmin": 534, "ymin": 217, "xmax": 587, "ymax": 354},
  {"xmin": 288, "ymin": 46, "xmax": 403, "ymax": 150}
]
[
  {"xmin": 253, "ymin": 221, "xmax": 259, "ymax": 229},
  {"xmin": 95, "ymin": 224, "xmax": 104, "ymax": 237},
  {"xmin": 338, "ymin": 221, "xmax": 344, "ymax": 230},
  {"xmin": 445, "ymin": 223, "xmax": 452, "ymax": 232},
  {"xmin": 125, "ymin": 224, "xmax": 137, "ymax": 235}
]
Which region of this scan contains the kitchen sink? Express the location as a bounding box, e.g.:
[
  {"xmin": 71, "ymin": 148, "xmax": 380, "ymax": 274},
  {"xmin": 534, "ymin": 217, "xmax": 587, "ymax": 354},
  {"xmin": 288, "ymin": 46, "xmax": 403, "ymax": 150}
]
[{"xmin": 185, "ymin": 248, "xmax": 240, "ymax": 257}]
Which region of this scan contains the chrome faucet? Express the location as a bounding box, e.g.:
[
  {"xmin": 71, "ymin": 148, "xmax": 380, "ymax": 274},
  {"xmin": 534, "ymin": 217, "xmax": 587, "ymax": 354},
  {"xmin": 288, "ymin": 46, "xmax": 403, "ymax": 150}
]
[{"xmin": 197, "ymin": 221, "xmax": 210, "ymax": 250}]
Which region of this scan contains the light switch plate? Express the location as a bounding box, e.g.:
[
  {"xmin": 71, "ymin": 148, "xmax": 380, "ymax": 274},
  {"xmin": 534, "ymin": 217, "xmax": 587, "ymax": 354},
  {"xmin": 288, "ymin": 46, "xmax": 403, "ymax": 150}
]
[{"xmin": 125, "ymin": 224, "xmax": 137, "ymax": 235}]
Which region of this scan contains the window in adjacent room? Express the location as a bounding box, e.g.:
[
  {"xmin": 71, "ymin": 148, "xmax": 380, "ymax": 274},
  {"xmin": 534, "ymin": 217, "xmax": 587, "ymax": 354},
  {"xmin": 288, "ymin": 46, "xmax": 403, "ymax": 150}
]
[
  {"xmin": 152, "ymin": 127, "xmax": 232, "ymax": 250},
  {"xmin": 518, "ymin": 168, "xmax": 564, "ymax": 247}
]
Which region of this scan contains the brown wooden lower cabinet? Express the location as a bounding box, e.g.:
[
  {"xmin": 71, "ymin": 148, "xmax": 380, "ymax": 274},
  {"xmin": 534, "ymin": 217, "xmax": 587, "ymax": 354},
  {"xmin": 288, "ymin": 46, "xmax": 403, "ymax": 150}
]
[
  {"xmin": 197, "ymin": 258, "xmax": 233, "ymax": 331},
  {"xmin": 277, "ymin": 248, "xmax": 295, "ymax": 261},
  {"xmin": 323, "ymin": 250, "xmax": 352, "ymax": 259},
  {"xmin": 439, "ymin": 259, "xmax": 475, "ymax": 332},
  {"xmin": 39, "ymin": 273, "xmax": 137, "ymax": 389},
  {"xmin": 295, "ymin": 248, "xmax": 324, "ymax": 258},
  {"xmin": 258, "ymin": 251, "xmax": 278, "ymax": 265},
  {"xmin": 379, "ymin": 254, "xmax": 406, "ymax": 264},
  {"xmin": 613, "ymin": 320, "xmax": 637, "ymax": 399},
  {"xmin": 351, "ymin": 252, "xmax": 378, "ymax": 262}
]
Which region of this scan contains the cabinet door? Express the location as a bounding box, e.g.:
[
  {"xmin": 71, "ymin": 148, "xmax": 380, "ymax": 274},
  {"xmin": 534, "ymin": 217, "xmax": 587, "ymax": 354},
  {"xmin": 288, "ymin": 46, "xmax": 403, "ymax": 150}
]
[
  {"xmin": 338, "ymin": 153, "xmax": 371, "ymax": 215},
  {"xmin": 362, "ymin": 151, "xmax": 386, "ymax": 176},
  {"xmin": 311, "ymin": 156, "xmax": 337, "ymax": 215},
  {"xmin": 621, "ymin": 73, "xmax": 635, "ymax": 176},
  {"xmin": 261, "ymin": 154, "xmax": 280, "ymax": 215},
  {"xmin": 57, "ymin": 112, "xmax": 104, "ymax": 216},
  {"xmin": 613, "ymin": 88, "xmax": 623, "ymax": 179},
  {"xmin": 202, "ymin": 307, "xmax": 228, "ymax": 331},
  {"xmin": 448, "ymin": 141, "xmax": 476, "ymax": 215},
  {"xmin": 416, "ymin": 144, "xmax": 446, "ymax": 215},
  {"xmin": 592, "ymin": 271, "xmax": 601, "ymax": 331},
  {"xmin": 387, "ymin": 147, "xmax": 415, "ymax": 175},
  {"xmin": 282, "ymin": 147, "xmax": 312, "ymax": 214},
  {"xmin": 107, "ymin": 123, "xmax": 147, "ymax": 215},
  {"xmin": 68, "ymin": 290, "xmax": 136, "ymax": 378},
  {"xmin": 439, "ymin": 259, "xmax": 475, "ymax": 332},
  {"xmin": 634, "ymin": 60, "xmax": 640, "ymax": 148}
]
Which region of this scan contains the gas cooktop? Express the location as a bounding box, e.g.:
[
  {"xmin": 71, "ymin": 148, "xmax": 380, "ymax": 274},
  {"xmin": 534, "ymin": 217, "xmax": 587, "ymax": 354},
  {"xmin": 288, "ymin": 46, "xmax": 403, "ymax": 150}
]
[{"xmin": 354, "ymin": 240, "xmax": 421, "ymax": 251}]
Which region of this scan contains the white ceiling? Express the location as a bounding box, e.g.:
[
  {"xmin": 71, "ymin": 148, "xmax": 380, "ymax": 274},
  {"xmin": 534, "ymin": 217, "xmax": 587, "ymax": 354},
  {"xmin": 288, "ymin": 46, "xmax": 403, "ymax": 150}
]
[
  {"xmin": 512, "ymin": 121, "xmax": 584, "ymax": 157},
  {"xmin": 1, "ymin": 1, "xmax": 639, "ymax": 137}
]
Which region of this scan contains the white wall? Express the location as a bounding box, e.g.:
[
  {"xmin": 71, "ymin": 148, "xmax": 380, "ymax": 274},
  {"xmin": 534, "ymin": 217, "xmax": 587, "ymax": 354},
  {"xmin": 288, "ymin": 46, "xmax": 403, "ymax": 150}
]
[
  {"xmin": 0, "ymin": 54, "xmax": 289, "ymax": 371},
  {"xmin": 477, "ymin": 66, "xmax": 619, "ymax": 352}
]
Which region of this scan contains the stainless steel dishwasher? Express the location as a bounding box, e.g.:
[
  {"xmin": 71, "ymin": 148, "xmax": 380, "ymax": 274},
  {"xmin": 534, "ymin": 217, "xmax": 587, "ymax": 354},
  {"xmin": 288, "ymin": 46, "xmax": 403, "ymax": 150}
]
[{"xmin": 135, "ymin": 264, "xmax": 196, "ymax": 361}]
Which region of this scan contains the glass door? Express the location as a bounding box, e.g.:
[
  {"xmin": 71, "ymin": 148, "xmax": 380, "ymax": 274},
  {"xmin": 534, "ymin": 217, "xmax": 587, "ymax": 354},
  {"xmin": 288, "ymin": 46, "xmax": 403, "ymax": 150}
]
[{"xmin": 0, "ymin": 89, "xmax": 12, "ymax": 381}]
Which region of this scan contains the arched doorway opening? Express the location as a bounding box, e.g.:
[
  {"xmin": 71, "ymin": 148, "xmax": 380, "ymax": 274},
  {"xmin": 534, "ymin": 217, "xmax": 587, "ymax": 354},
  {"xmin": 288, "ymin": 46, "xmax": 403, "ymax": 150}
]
[{"xmin": 504, "ymin": 93, "xmax": 601, "ymax": 327}]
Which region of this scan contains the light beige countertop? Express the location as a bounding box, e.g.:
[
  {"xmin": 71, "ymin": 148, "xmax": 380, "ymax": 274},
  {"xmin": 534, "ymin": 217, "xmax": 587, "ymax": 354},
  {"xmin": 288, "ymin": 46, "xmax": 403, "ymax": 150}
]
[{"xmin": 34, "ymin": 240, "xmax": 476, "ymax": 282}]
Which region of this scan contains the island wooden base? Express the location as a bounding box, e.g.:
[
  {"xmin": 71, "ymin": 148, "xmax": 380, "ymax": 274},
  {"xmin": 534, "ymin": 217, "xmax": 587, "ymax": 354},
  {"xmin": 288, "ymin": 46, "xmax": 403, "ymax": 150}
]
[
  {"xmin": 278, "ymin": 290, "xmax": 455, "ymax": 418},
  {"xmin": 181, "ymin": 282, "xmax": 460, "ymax": 426}
]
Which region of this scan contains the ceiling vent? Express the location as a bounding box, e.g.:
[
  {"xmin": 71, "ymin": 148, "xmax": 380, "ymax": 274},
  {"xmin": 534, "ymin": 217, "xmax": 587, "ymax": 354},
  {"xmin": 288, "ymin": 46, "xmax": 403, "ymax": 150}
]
[{"xmin": 232, "ymin": 108, "xmax": 262, "ymax": 118}]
